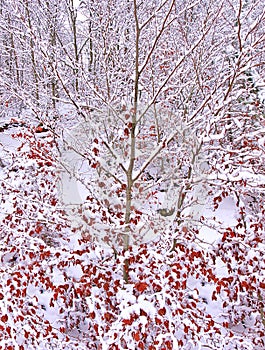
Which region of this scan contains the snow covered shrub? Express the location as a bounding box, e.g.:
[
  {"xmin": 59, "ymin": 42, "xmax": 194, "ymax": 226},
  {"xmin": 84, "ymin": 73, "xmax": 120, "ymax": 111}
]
[
  {"xmin": 42, "ymin": 235, "xmax": 264, "ymax": 349},
  {"xmin": 0, "ymin": 123, "xmax": 74, "ymax": 349},
  {"xmin": 0, "ymin": 121, "xmax": 264, "ymax": 349}
]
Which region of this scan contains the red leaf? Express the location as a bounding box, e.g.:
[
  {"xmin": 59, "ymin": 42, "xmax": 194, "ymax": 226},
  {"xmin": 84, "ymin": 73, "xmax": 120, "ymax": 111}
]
[
  {"xmin": 45, "ymin": 324, "xmax": 52, "ymax": 335},
  {"xmin": 138, "ymin": 341, "xmax": 144, "ymax": 350},
  {"xmin": 135, "ymin": 282, "xmax": 148, "ymax": 292},
  {"xmin": 140, "ymin": 309, "xmax": 147, "ymax": 317},
  {"xmin": 212, "ymin": 291, "xmax": 217, "ymax": 301},
  {"xmin": 35, "ymin": 126, "xmax": 43, "ymax": 133},
  {"xmin": 124, "ymin": 128, "xmax": 129, "ymax": 137},
  {"xmin": 182, "ymin": 226, "xmax": 188, "ymax": 233},
  {"xmin": 91, "ymin": 162, "xmax": 99, "ymax": 169},
  {"xmin": 92, "ymin": 147, "xmax": 99, "ymax": 156},
  {"xmin": 50, "ymin": 198, "xmax": 57, "ymax": 206},
  {"xmin": 29, "ymin": 252, "xmax": 35, "ymax": 259},
  {"xmin": 6, "ymin": 326, "xmax": 11, "ymax": 336},
  {"xmin": 158, "ymin": 307, "xmax": 166, "ymax": 316},
  {"xmin": 241, "ymin": 281, "xmax": 249, "ymax": 290},
  {"xmin": 134, "ymin": 332, "xmax": 141, "ymax": 341},
  {"xmin": 104, "ymin": 312, "xmax": 112, "ymax": 321},
  {"xmin": 155, "ymin": 317, "xmax": 162, "ymax": 325},
  {"xmin": 90, "ymin": 311, "xmax": 96, "ymax": 319},
  {"xmin": 1, "ymin": 314, "xmax": 8, "ymax": 322},
  {"xmin": 103, "ymin": 282, "xmax": 109, "ymax": 291},
  {"xmin": 24, "ymin": 331, "xmax": 29, "ymax": 339},
  {"xmin": 122, "ymin": 318, "xmax": 133, "ymax": 325},
  {"xmin": 165, "ymin": 340, "xmax": 172, "ymax": 349},
  {"xmin": 177, "ymin": 308, "xmax": 184, "ymax": 315},
  {"xmin": 35, "ymin": 225, "xmax": 42, "ymax": 234},
  {"xmin": 94, "ymin": 324, "xmax": 99, "ymax": 334},
  {"xmin": 208, "ymin": 319, "xmax": 214, "ymax": 327}
]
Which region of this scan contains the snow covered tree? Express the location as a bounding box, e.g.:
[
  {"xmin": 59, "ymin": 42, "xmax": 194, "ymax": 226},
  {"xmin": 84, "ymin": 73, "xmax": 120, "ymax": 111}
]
[{"xmin": 0, "ymin": 0, "xmax": 265, "ymax": 349}]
